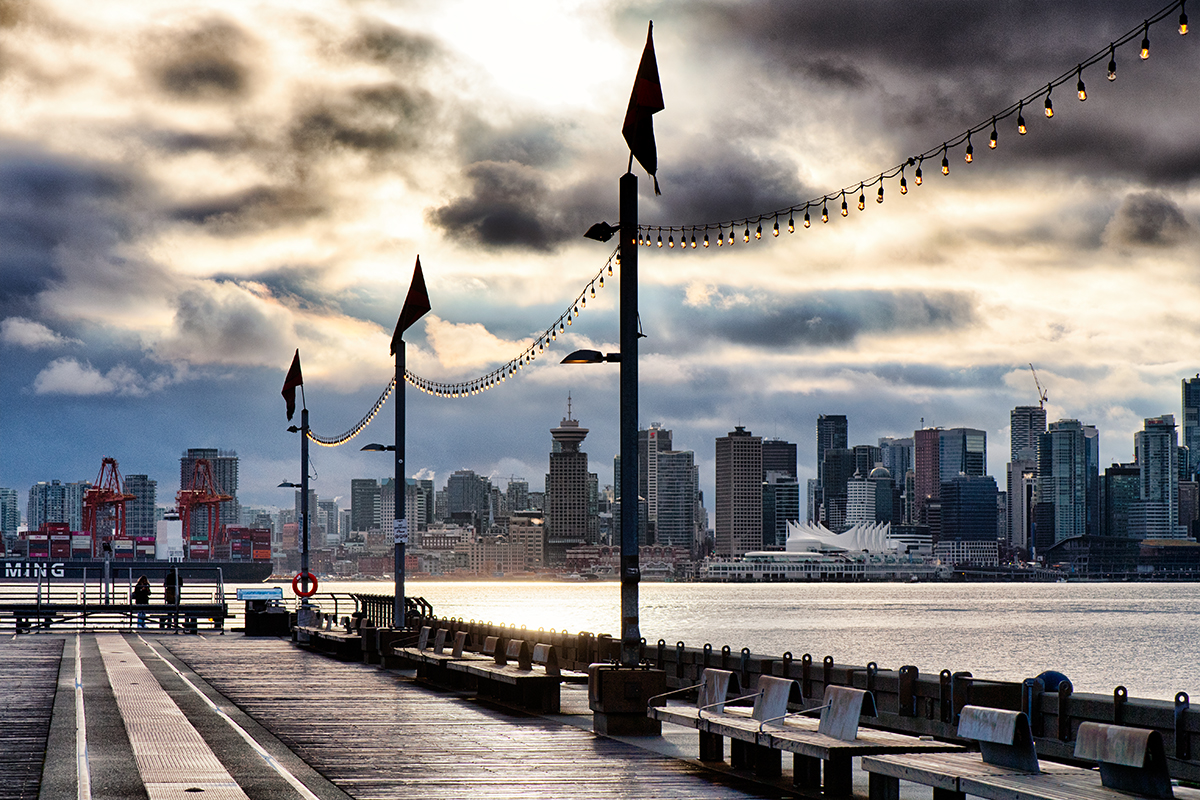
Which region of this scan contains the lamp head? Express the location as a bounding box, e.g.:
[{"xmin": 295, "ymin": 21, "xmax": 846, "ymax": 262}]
[
  {"xmin": 583, "ymin": 222, "xmax": 620, "ymax": 242},
  {"xmin": 561, "ymin": 349, "xmax": 620, "ymax": 364}
]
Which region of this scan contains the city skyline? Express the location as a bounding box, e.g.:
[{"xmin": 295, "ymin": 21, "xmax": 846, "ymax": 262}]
[{"xmin": 3, "ymin": 2, "xmax": 1200, "ymax": 511}]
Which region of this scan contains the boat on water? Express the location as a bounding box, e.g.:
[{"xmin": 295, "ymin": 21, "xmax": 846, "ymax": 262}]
[{"xmin": 1, "ymin": 558, "xmax": 272, "ymax": 583}]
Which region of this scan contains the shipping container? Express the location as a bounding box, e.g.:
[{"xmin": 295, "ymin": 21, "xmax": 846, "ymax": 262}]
[{"xmin": 252, "ymin": 549, "xmax": 271, "ymax": 560}]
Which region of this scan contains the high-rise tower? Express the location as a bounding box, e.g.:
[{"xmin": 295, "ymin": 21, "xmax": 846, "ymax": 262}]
[
  {"xmin": 545, "ymin": 400, "xmax": 598, "ymax": 565},
  {"xmin": 816, "ymin": 415, "xmax": 848, "ymax": 485},
  {"xmin": 715, "ymin": 426, "xmax": 763, "ymax": 557},
  {"xmin": 1183, "ymin": 376, "xmax": 1200, "ymax": 478},
  {"xmin": 1131, "ymin": 415, "xmax": 1184, "ymax": 539}
]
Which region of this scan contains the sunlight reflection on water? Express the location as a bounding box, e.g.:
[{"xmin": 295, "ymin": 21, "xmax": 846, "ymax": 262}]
[{"xmin": 278, "ymin": 579, "xmax": 1199, "ymax": 700}]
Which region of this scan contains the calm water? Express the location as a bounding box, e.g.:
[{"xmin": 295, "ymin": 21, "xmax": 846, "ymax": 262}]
[{"xmin": 282, "ymin": 579, "xmax": 1199, "ymax": 701}]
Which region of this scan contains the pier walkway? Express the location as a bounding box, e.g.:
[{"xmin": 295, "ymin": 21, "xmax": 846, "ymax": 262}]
[{"xmin": 3, "ymin": 633, "xmax": 813, "ymax": 800}]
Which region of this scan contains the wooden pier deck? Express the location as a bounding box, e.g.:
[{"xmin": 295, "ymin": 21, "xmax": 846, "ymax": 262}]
[{"xmin": 2, "ymin": 633, "xmax": 799, "ymax": 800}]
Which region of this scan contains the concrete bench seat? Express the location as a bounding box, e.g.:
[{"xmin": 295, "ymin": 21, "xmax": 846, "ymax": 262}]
[
  {"xmin": 651, "ymin": 670, "xmax": 962, "ymax": 797},
  {"xmin": 296, "ymin": 625, "xmax": 362, "ymax": 660},
  {"xmin": 447, "ymin": 638, "xmax": 562, "ymax": 713},
  {"xmin": 863, "ymin": 707, "xmax": 1200, "ymax": 800},
  {"xmin": 395, "ymin": 627, "xmax": 490, "ymax": 685}
]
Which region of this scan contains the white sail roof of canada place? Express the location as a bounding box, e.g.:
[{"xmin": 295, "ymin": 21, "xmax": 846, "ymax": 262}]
[{"xmin": 785, "ymin": 520, "xmax": 894, "ymax": 554}]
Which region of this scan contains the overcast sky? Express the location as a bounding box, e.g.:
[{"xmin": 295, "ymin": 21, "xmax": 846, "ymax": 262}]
[{"xmin": 3, "ymin": 0, "xmax": 1199, "ymax": 516}]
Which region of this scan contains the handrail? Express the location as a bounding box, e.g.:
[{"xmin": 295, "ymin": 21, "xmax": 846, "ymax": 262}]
[
  {"xmin": 758, "ymin": 703, "xmax": 831, "ymax": 732},
  {"xmin": 699, "ymin": 691, "xmax": 762, "ymax": 713},
  {"xmin": 648, "ymin": 682, "xmax": 705, "ymax": 707}
]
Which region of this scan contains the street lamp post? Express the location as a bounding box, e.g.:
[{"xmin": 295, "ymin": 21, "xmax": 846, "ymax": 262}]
[{"xmin": 361, "ymin": 441, "xmax": 402, "ymax": 629}]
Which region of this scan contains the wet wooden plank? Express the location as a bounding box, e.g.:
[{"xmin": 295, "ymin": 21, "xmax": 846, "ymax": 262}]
[
  {"xmin": 0, "ymin": 639, "xmax": 63, "ymax": 800},
  {"xmin": 165, "ymin": 637, "xmax": 788, "ymax": 800}
]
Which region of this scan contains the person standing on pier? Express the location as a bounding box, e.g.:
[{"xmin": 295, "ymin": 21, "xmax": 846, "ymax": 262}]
[{"xmin": 133, "ymin": 575, "xmax": 151, "ymax": 628}]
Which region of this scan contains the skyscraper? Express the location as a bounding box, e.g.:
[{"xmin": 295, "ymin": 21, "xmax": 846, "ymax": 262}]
[
  {"xmin": 1037, "ymin": 420, "xmax": 1097, "ymax": 546},
  {"xmin": 639, "ymin": 423, "xmax": 672, "ymax": 533},
  {"xmin": 27, "ymin": 480, "xmax": 89, "ymax": 531},
  {"xmin": 350, "ymin": 478, "xmax": 380, "ymax": 532},
  {"xmin": 505, "ymin": 478, "xmax": 529, "ymax": 513},
  {"xmin": 447, "ymin": 469, "xmax": 492, "ymax": 527},
  {"xmin": 761, "ymin": 438, "xmax": 798, "ymax": 480},
  {"xmin": 1010, "ymin": 406, "xmax": 1048, "ymax": 462},
  {"xmin": 763, "ymin": 472, "xmax": 800, "ymax": 547},
  {"xmin": 124, "ymin": 474, "xmax": 158, "ymax": 540},
  {"xmin": 545, "ymin": 406, "xmax": 598, "ymax": 565},
  {"xmin": 656, "ymin": 449, "xmax": 699, "ymax": 550},
  {"xmin": 715, "ymin": 426, "xmax": 762, "ymax": 557},
  {"xmin": 816, "ymin": 415, "xmax": 848, "ymax": 485},
  {"xmin": 1131, "ymin": 415, "xmax": 1184, "ymax": 539},
  {"xmin": 913, "ymin": 428, "xmax": 941, "ymax": 525},
  {"xmin": 940, "ymin": 475, "xmax": 999, "ymax": 541},
  {"xmin": 1102, "ymin": 463, "xmax": 1140, "ymax": 538},
  {"xmin": 1184, "ymin": 376, "xmax": 1200, "ymax": 477},
  {"xmin": 939, "ymin": 428, "xmax": 987, "ymax": 482},
  {"xmin": 0, "ymin": 487, "xmax": 18, "ymax": 542}
]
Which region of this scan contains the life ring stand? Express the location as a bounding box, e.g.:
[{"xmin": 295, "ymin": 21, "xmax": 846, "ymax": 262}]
[{"xmin": 292, "ymin": 572, "xmax": 318, "ymax": 597}]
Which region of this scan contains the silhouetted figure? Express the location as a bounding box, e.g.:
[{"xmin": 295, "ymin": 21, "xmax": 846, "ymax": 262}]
[{"xmin": 133, "ymin": 575, "xmax": 151, "ymax": 628}]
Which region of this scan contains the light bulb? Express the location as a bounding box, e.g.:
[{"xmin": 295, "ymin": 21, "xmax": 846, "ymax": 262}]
[
  {"xmin": 773, "ymin": 219, "xmax": 779, "ymax": 237},
  {"xmin": 598, "ymin": 276, "xmax": 604, "ymax": 288},
  {"xmin": 821, "ymin": 202, "xmax": 829, "ymax": 223},
  {"xmin": 637, "ymin": 234, "xmax": 643, "ymax": 246},
  {"xmin": 590, "ymin": 283, "xmax": 595, "ymax": 297},
  {"xmin": 560, "ymin": 321, "xmax": 565, "ymax": 333},
  {"xmin": 656, "ymin": 234, "xmax": 662, "ymax": 248},
  {"xmin": 965, "ymin": 135, "xmax": 973, "ymax": 163},
  {"xmin": 667, "ymin": 235, "xmax": 674, "ymax": 248},
  {"xmin": 840, "ymin": 195, "xmax": 848, "ymax": 216},
  {"xmin": 567, "ymin": 315, "xmax": 572, "ymax": 325},
  {"xmin": 690, "ymin": 234, "xmax": 697, "ymax": 248},
  {"xmin": 1017, "ymin": 101, "xmax": 1027, "ymax": 135},
  {"xmin": 1044, "ymin": 85, "xmax": 1053, "ymax": 118},
  {"xmin": 703, "ymin": 233, "xmax": 710, "ymax": 248},
  {"xmin": 551, "ymin": 328, "xmax": 557, "ymax": 340},
  {"xmin": 803, "ymin": 209, "xmax": 811, "ymax": 227},
  {"xmin": 1141, "ymin": 22, "xmax": 1150, "ymax": 58},
  {"xmin": 989, "ymin": 118, "xmax": 997, "ymax": 149},
  {"xmin": 915, "ymin": 159, "xmax": 923, "ymax": 185},
  {"xmin": 743, "ymin": 226, "xmax": 750, "ymax": 243},
  {"xmin": 755, "ymin": 223, "xmax": 762, "ymax": 240},
  {"xmin": 1181, "ymin": 3, "xmax": 1189, "ymax": 35},
  {"xmin": 876, "ymin": 184, "xmax": 884, "ymax": 203},
  {"xmin": 573, "ymin": 304, "xmax": 579, "ymax": 314},
  {"xmin": 717, "ymin": 229, "xmax": 723, "ymax": 246},
  {"xmin": 1076, "ymin": 66, "xmax": 1086, "ymax": 100},
  {"xmin": 941, "ymin": 147, "xmax": 950, "ymax": 175},
  {"xmin": 727, "ymin": 230, "xmax": 734, "ymax": 245},
  {"xmin": 1107, "ymin": 44, "xmax": 1117, "ymax": 80},
  {"xmin": 644, "ymin": 235, "xmax": 651, "ymax": 247},
  {"xmin": 580, "ymin": 295, "xmax": 585, "ymax": 307},
  {"xmin": 900, "ymin": 175, "xmax": 908, "ymax": 194},
  {"xmin": 857, "ymin": 186, "xmax": 865, "ymax": 210},
  {"xmin": 789, "ymin": 214, "xmax": 796, "ymax": 233}
]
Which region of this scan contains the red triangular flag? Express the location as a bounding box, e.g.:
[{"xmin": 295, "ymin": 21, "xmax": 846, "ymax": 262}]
[
  {"xmin": 390, "ymin": 256, "xmax": 431, "ymax": 355},
  {"xmin": 281, "ymin": 349, "xmax": 303, "ymax": 421},
  {"xmin": 622, "ymin": 21, "xmax": 665, "ymax": 194}
]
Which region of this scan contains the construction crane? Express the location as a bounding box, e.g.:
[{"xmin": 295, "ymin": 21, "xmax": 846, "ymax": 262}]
[
  {"xmin": 83, "ymin": 457, "xmax": 136, "ymax": 555},
  {"xmin": 1029, "ymin": 363, "xmax": 1048, "ymax": 409},
  {"xmin": 176, "ymin": 458, "xmax": 232, "ymax": 558}
]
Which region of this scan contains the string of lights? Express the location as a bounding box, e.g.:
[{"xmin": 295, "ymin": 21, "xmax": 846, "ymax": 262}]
[
  {"xmin": 634, "ymin": 0, "xmax": 1191, "ymax": 249},
  {"xmin": 306, "ymin": 247, "xmax": 619, "ymax": 445}
]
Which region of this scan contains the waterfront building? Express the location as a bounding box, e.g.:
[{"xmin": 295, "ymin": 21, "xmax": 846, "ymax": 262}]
[
  {"xmin": 638, "ymin": 423, "xmax": 671, "ymax": 535},
  {"xmin": 1011, "ymin": 406, "xmax": 1048, "ymax": 462},
  {"xmin": 1007, "ymin": 458, "xmax": 1037, "ymax": 550},
  {"xmin": 939, "ymin": 474, "xmax": 998, "ymax": 543},
  {"xmin": 0, "ymin": 487, "xmax": 18, "ymax": 545},
  {"xmin": 179, "ymin": 448, "xmax": 239, "ymax": 535},
  {"xmin": 819, "ymin": 447, "xmax": 855, "ymax": 532},
  {"xmin": 913, "ymin": 428, "xmax": 941, "ymax": 527},
  {"xmin": 318, "ymin": 499, "xmax": 340, "ymax": 545},
  {"xmin": 715, "ymin": 426, "xmax": 763, "ymax": 557},
  {"xmin": 657, "ymin": 449, "xmax": 699, "ymax": 551},
  {"xmin": 1036, "ymin": 420, "xmax": 1099, "ymax": 548},
  {"xmin": 406, "ymin": 478, "xmax": 434, "ymax": 531},
  {"xmin": 124, "ymin": 474, "xmax": 157, "ymax": 540},
  {"xmin": 507, "ymin": 511, "xmax": 546, "ymax": 571},
  {"xmin": 545, "ymin": 406, "xmax": 599, "ymax": 565},
  {"xmin": 816, "ymin": 414, "xmax": 848, "ymax": 486},
  {"xmin": 1184, "ymin": 376, "xmax": 1200, "ymax": 477},
  {"xmin": 938, "ymin": 427, "xmax": 987, "ymax": 482},
  {"xmin": 762, "ymin": 438, "xmax": 798, "ymax": 480},
  {"xmin": 379, "ymin": 479, "xmax": 395, "ymax": 532},
  {"xmin": 27, "ymin": 479, "xmax": 89, "ymax": 532},
  {"xmin": 350, "ymin": 478, "xmax": 380, "ymax": 532},
  {"xmin": 1131, "ymin": 414, "xmax": 1186, "ymax": 539},
  {"xmin": 1101, "ymin": 463, "xmax": 1140, "ymax": 538},
  {"xmin": 844, "ymin": 472, "xmax": 875, "ymax": 528},
  {"xmin": 762, "ymin": 471, "xmax": 800, "ymax": 548}
]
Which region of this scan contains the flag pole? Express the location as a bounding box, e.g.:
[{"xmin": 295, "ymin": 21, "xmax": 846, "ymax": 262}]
[
  {"xmin": 619, "ymin": 172, "xmax": 641, "ymax": 667},
  {"xmin": 394, "ymin": 343, "xmax": 406, "ymax": 631}
]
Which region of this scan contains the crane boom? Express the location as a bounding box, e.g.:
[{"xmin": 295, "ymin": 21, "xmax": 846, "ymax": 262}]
[{"xmin": 1029, "ymin": 363, "xmax": 1048, "ymax": 409}]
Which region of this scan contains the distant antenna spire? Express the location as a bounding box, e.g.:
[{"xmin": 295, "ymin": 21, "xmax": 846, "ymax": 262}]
[{"xmin": 567, "ymin": 391, "xmax": 573, "ymax": 420}]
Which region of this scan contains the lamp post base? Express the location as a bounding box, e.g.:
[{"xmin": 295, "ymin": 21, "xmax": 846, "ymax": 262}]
[{"xmin": 588, "ymin": 664, "xmax": 665, "ymax": 736}]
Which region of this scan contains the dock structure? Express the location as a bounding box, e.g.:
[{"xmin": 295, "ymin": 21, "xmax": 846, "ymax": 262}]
[{"xmin": 2, "ymin": 633, "xmax": 797, "ymax": 800}]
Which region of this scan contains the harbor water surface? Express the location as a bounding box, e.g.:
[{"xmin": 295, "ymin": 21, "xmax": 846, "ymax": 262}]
[{"xmin": 292, "ymin": 579, "xmax": 1199, "ymax": 701}]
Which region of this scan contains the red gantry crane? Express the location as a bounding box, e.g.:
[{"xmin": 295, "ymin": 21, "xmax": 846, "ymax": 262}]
[
  {"xmin": 83, "ymin": 457, "xmax": 136, "ymax": 556},
  {"xmin": 176, "ymin": 458, "xmax": 232, "ymax": 559}
]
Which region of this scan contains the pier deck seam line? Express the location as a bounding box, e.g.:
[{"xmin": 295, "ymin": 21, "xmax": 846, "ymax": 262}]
[
  {"xmin": 75, "ymin": 634, "xmax": 90, "ymax": 800},
  {"xmin": 97, "ymin": 633, "xmax": 248, "ymax": 800},
  {"xmin": 138, "ymin": 634, "xmax": 323, "ymax": 800}
]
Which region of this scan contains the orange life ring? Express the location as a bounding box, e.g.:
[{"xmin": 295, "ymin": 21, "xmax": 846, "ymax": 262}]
[{"xmin": 292, "ymin": 572, "xmax": 318, "ymax": 597}]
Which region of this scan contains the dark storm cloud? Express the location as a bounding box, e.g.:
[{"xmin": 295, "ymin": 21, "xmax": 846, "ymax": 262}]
[
  {"xmin": 345, "ymin": 20, "xmax": 440, "ymax": 68},
  {"xmin": 673, "ymin": 289, "xmax": 976, "ymax": 349},
  {"xmin": 0, "ymin": 149, "xmax": 137, "ymax": 312},
  {"xmin": 1105, "ymin": 191, "xmax": 1194, "ymax": 246},
  {"xmin": 169, "ymin": 185, "xmax": 325, "ymax": 234},
  {"xmin": 148, "ymin": 18, "xmax": 255, "ymax": 101},
  {"xmin": 210, "ymin": 265, "xmax": 337, "ymax": 314},
  {"xmin": 158, "ymin": 287, "xmax": 286, "ymax": 363},
  {"xmin": 290, "ymin": 83, "xmax": 436, "ymax": 154},
  {"xmin": 148, "ymin": 130, "xmax": 247, "ymax": 155},
  {"xmin": 459, "ymin": 119, "xmax": 567, "ymax": 168},
  {"xmin": 428, "ymin": 160, "xmax": 581, "ymax": 250},
  {"xmin": 650, "ymin": 144, "xmax": 808, "ymax": 225},
  {"xmin": 865, "ymin": 362, "xmax": 1011, "ymax": 389}
]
